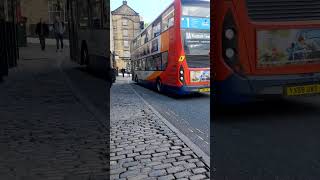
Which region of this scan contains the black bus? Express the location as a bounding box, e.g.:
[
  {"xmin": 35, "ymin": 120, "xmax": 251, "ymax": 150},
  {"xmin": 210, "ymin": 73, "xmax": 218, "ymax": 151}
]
[{"xmin": 67, "ymin": 0, "xmax": 115, "ymax": 84}]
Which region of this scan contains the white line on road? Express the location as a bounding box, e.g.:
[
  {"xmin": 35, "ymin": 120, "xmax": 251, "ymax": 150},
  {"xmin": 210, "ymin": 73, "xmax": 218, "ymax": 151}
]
[
  {"xmin": 195, "ymin": 128, "xmax": 205, "ymax": 134},
  {"xmin": 196, "ymin": 135, "xmax": 204, "ymax": 141}
]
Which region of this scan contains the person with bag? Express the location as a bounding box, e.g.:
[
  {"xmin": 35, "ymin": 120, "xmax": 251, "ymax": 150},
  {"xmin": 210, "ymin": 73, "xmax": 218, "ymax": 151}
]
[{"xmin": 53, "ymin": 16, "xmax": 65, "ymax": 52}]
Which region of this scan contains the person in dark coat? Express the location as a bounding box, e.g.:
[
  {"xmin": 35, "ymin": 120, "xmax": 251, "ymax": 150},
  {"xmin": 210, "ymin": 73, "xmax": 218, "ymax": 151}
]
[
  {"xmin": 121, "ymin": 68, "xmax": 126, "ymax": 77},
  {"xmin": 35, "ymin": 18, "xmax": 49, "ymax": 51}
]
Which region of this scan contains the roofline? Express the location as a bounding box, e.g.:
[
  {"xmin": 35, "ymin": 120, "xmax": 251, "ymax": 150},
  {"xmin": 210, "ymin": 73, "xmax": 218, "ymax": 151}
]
[{"xmin": 111, "ymin": 3, "xmax": 139, "ymax": 16}]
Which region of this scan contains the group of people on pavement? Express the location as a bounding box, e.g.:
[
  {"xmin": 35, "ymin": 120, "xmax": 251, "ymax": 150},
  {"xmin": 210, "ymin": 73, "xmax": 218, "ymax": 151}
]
[{"xmin": 35, "ymin": 16, "xmax": 65, "ymax": 52}]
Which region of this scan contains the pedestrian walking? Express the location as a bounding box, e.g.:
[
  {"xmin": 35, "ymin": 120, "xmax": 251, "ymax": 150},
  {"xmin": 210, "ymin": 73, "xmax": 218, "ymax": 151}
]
[
  {"xmin": 35, "ymin": 18, "xmax": 49, "ymax": 51},
  {"xmin": 121, "ymin": 68, "xmax": 125, "ymax": 77},
  {"xmin": 53, "ymin": 16, "xmax": 65, "ymax": 52}
]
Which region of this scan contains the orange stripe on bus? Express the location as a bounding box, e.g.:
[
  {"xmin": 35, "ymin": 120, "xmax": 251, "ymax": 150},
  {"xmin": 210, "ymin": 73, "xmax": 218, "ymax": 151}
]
[
  {"xmin": 146, "ymin": 71, "xmax": 163, "ymax": 81},
  {"xmin": 161, "ymin": 31, "xmax": 170, "ymax": 52}
]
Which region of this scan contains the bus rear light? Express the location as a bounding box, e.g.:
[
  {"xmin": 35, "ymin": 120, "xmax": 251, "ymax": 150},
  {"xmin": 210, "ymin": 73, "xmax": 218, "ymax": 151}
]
[
  {"xmin": 225, "ymin": 48, "xmax": 235, "ymax": 59},
  {"xmin": 222, "ymin": 11, "xmax": 243, "ymax": 75},
  {"xmin": 179, "ymin": 66, "xmax": 185, "ymax": 84},
  {"xmin": 225, "ymin": 29, "xmax": 235, "ymax": 40}
]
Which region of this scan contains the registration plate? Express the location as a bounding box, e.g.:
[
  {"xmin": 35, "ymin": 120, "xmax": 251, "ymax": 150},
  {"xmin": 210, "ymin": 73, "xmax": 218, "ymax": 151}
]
[
  {"xmin": 285, "ymin": 84, "xmax": 320, "ymax": 96},
  {"xmin": 199, "ymin": 88, "xmax": 210, "ymax": 93}
]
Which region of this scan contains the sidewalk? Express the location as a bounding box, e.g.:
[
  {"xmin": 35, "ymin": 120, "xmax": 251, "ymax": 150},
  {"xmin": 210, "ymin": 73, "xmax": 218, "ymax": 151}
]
[
  {"xmin": 110, "ymin": 77, "xmax": 210, "ymax": 180},
  {"xmin": 0, "ymin": 45, "xmax": 108, "ymax": 180},
  {"xmin": 27, "ymin": 37, "xmax": 70, "ymax": 46}
]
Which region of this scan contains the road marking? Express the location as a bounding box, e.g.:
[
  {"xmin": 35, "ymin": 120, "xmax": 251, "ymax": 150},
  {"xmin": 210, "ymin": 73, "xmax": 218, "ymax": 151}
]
[
  {"xmin": 188, "ymin": 128, "xmax": 194, "ymax": 133},
  {"xmin": 204, "ymin": 141, "xmax": 209, "ymax": 145},
  {"xmin": 196, "ymin": 135, "xmax": 204, "ymax": 141},
  {"xmin": 170, "ymin": 110, "xmax": 178, "ymax": 116},
  {"xmin": 195, "ymin": 128, "xmax": 205, "ymax": 134}
]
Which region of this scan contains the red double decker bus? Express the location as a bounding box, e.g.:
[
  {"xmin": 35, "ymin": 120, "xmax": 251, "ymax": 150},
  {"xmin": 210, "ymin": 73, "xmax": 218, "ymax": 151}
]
[
  {"xmin": 212, "ymin": 0, "xmax": 320, "ymax": 103},
  {"xmin": 131, "ymin": 0, "xmax": 210, "ymax": 95}
]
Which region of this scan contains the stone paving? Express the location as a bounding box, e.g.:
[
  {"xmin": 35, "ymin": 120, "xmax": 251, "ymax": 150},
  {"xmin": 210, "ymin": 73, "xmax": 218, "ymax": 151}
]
[
  {"xmin": 0, "ymin": 45, "xmax": 108, "ymax": 180},
  {"xmin": 110, "ymin": 78, "xmax": 210, "ymax": 180}
]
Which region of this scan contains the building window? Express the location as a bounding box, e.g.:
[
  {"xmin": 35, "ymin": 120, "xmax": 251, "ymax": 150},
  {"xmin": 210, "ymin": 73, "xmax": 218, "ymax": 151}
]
[
  {"xmin": 162, "ymin": 6, "xmax": 174, "ymax": 32},
  {"xmin": 2, "ymin": 0, "xmax": 14, "ymax": 21},
  {"xmin": 124, "ymin": 40, "xmax": 129, "ymax": 48},
  {"xmin": 103, "ymin": 0, "xmax": 109, "ymax": 28},
  {"xmin": 122, "ymin": 18, "xmax": 128, "ymax": 26},
  {"xmin": 123, "ymin": 51, "xmax": 130, "ymax": 58},
  {"xmin": 90, "ymin": 0, "xmax": 102, "ymax": 29},
  {"xmin": 0, "ymin": 0, "xmax": 4, "ymax": 20},
  {"xmin": 78, "ymin": 0, "xmax": 89, "ymax": 27},
  {"xmin": 161, "ymin": 52, "xmax": 168, "ymax": 70},
  {"xmin": 152, "ymin": 19, "xmax": 161, "ymax": 38},
  {"xmin": 123, "ymin": 29, "xmax": 128, "ymax": 37},
  {"xmin": 141, "ymin": 33, "xmax": 146, "ymax": 44},
  {"xmin": 48, "ymin": 0, "xmax": 66, "ymax": 24},
  {"xmin": 146, "ymin": 26, "xmax": 152, "ymax": 41}
]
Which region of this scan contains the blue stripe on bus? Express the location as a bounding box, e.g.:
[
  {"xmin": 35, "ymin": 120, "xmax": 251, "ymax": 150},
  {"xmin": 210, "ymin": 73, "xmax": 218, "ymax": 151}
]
[{"xmin": 181, "ymin": 16, "xmax": 210, "ymax": 30}]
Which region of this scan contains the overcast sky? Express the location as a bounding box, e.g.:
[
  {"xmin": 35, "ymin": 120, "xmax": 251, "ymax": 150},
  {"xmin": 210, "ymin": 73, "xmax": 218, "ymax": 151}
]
[{"xmin": 110, "ymin": 0, "xmax": 173, "ymax": 23}]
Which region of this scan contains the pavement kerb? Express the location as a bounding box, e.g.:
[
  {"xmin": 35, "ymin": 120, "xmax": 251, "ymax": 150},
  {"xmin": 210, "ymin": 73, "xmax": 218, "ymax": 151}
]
[
  {"xmin": 58, "ymin": 56, "xmax": 108, "ymax": 129},
  {"xmin": 128, "ymin": 79, "xmax": 210, "ymax": 168}
]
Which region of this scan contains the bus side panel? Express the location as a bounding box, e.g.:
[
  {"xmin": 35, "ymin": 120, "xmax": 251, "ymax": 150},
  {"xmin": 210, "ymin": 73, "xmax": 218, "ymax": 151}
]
[
  {"xmin": 160, "ymin": 29, "xmax": 174, "ymax": 86},
  {"xmin": 167, "ymin": 0, "xmax": 183, "ymax": 87},
  {"xmin": 233, "ymin": 1, "xmax": 253, "ymax": 74},
  {"xmin": 212, "ymin": 1, "xmax": 233, "ymax": 82}
]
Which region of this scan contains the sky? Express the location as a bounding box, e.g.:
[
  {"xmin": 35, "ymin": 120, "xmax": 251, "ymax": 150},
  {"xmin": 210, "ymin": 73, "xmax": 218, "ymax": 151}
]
[{"xmin": 111, "ymin": 0, "xmax": 173, "ymax": 24}]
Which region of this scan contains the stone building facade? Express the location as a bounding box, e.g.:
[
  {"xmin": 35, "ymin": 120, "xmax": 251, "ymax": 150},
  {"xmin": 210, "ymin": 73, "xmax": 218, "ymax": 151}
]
[
  {"xmin": 19, "ymin": 0, "xmax": 67, "ymax": 37},
  {"xmin": 111, "ymin": 1, "xmax": 142, "ymax": 70}
]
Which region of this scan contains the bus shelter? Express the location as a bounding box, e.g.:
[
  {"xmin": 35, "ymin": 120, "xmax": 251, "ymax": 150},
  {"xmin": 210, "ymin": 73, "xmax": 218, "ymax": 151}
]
[{"xmin": 0, "ymin": 0, "xmax": 18, "ymax": 80}]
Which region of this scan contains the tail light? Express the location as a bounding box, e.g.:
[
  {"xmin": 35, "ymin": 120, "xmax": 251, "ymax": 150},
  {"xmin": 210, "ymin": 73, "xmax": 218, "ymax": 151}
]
[
  {"xmin": 179, "ymin": 65, "xmax": 185, "ymax": 84},
  {"xmin": 222, "ymin": 11, "xmax": 244, "ymax": 75}
]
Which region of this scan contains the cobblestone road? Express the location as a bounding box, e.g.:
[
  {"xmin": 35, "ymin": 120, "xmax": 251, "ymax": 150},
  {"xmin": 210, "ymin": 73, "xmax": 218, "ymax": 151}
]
[
  {"xmin": 110, "ymin": 78, "xmax": 210, "ymax": 180},
  {"xmin": 0, "ymin": 45, "xmax": 108, "ymax": 180}
]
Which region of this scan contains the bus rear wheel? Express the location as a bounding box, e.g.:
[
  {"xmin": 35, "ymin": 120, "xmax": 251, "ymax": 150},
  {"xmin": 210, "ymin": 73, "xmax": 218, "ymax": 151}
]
[{"xmin": 156, "ymin": 79, "xmax": 162, "ymax": 93}]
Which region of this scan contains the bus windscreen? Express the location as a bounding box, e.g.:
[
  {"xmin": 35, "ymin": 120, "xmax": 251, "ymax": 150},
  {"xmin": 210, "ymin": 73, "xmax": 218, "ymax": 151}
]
[
  {"xmin": 181, "ymin": 3, "xmax": 210, "ymax": 68},
  {"xmin": 182, "ymin": 30, "xmax": 210, "ymax": 55}
]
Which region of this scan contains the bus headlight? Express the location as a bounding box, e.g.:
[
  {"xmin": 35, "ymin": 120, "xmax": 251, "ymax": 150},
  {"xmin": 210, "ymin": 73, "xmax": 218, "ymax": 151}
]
[
  {"xmin": 180, "ymin": 70, "xmax": 184, "ymax": 75},
  {"xmin": 225, "ymin": 29, "xmax": 235, "ymax": 40},
  {"xmin": 226, "ymin": 48, "xmax": 235, "ymax": 59},
  {"xmin": 180, "ymin": 77, "xmax": 184, "ymax": 81}
]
